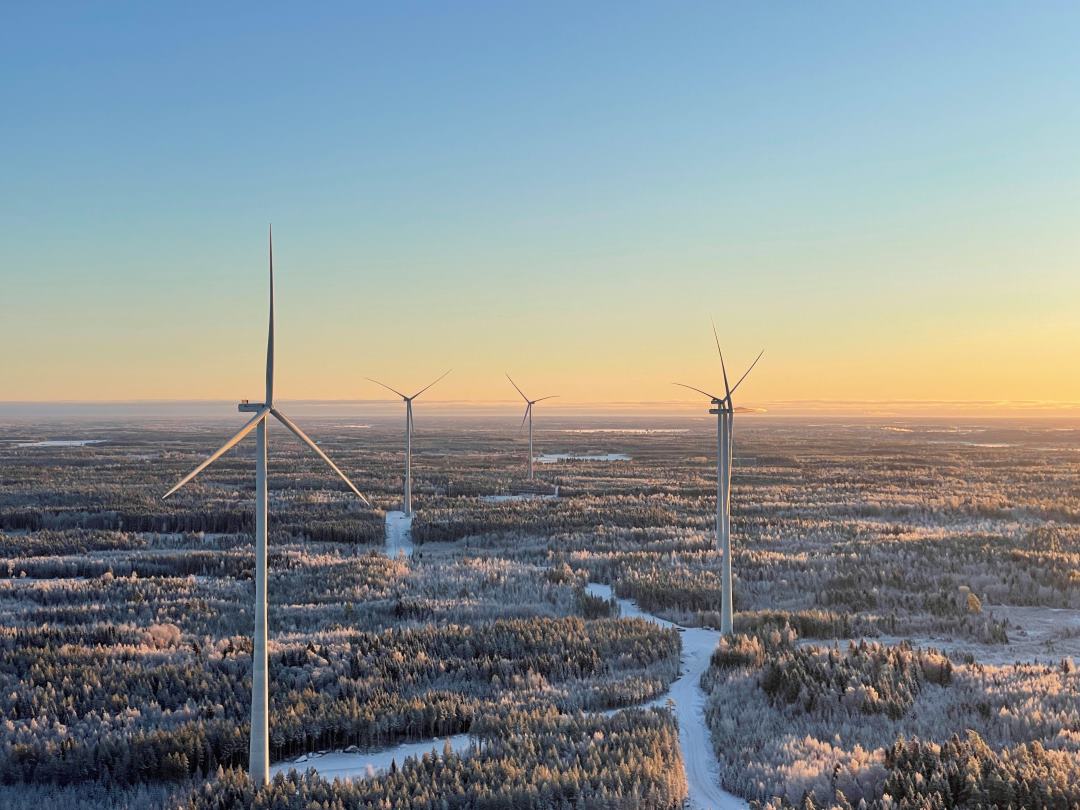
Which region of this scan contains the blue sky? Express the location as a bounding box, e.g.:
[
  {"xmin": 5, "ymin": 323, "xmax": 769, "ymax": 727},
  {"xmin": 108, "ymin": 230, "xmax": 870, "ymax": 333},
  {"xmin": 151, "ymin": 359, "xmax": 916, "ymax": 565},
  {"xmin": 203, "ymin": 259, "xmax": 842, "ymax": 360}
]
[{"xmin": 3, "ymin": 3, "xmax": 1079, "ymax": 407}]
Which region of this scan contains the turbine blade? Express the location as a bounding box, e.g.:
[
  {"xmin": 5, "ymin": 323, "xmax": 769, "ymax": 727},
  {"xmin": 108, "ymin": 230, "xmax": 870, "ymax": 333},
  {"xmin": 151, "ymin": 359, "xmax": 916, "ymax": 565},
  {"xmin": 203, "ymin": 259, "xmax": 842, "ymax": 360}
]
[
  {"xmin": 673, "ymin": 382, "xmax": 721, "ymax": 400},
  {"xmin": 729, "ymin": 350, "xmax": 764, "ymax": 396},
  {"xmin": 266, "ymin": 225, "xmax": 275, "ymax": 406},
  {"xmin": 271, "ymin": 409, "xmax": 370, "ymax": 506},
  {"xmin": 711, "ymin": 318, "xmax": 731, "ymax": 399},
  {"xmin": 365, "ymin": 377, "xmax": 407, "ymax": 399},
  {"xmin": 533, "ymin": 395, "xmax": 559, "ymax": 403},
  {"xmin": 162, "ymin": 409, "xmax": 268, "ymax": 499},
  {"xmin": 519, "ymin": 403, "xmax": 531, "ymax": 430},
  {"xmin": 506, "ymin": 374, "xmax": 530, "ymax": 403},
  {"xmin": 411, "ymin": 369, "xmax": 452, "ymax": 400},
  {"xmin": 409, "ymin": 404, "xmax": 415, "ymax": 435}
]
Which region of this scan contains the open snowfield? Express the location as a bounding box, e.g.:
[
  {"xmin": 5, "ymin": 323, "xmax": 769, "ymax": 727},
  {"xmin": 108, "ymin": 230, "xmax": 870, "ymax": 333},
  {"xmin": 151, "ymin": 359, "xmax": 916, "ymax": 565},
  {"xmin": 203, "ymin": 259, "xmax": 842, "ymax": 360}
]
[
  {"xmin": 16, "ymin": 439, "xmax": 106, "ymax": 447},
  {"xmin": 383, "ymin": 511, "xmax": 414, "ymax": 558},
  {"xmin": 860, "ymin": 603, "xmax": 1080, "ymax": 665},
  {"xmin": 271, "ymin": 734, "xmax": 473, "ymax": 781},
  {"xmin": 479, "ymin": 493, "xmax": 557, "ymax": 502}
]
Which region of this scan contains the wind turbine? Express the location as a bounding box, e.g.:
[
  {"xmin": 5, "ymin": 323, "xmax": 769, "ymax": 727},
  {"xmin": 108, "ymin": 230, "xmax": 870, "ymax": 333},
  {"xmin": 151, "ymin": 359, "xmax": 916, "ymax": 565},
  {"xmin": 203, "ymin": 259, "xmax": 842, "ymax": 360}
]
[
  {"xmin": 506, "ymin": 375, "xmax": 557, "ymax": 480},
  {"xmin": 365, "ymin": 370, "xmax": 451, "ymax": 516},
  {"xmin": 162, "ymin": 228, "xmax": 368, "ymax": 785},
  {"xmin": 675, "ymin": 323, "xmax": 762, "ymax": 636}
]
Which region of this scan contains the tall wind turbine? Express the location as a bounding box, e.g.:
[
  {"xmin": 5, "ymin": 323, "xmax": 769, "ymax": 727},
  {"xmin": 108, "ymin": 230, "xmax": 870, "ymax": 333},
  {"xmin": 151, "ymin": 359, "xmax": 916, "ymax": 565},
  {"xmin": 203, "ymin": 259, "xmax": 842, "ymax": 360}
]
[
  {"xmin": 506, "ymin": 375, "xmax": 557, "ymax": 480},
  {"xmin": 365, "ymin": 370, "xmax": 451, "ymax": 516},
  {"xmin": 675, "ymin": 324, "xmax": 762, "ymax": 636},
  {"xmin": 162, "ymin": 228, "xmax": 368, "ymax": 785}
]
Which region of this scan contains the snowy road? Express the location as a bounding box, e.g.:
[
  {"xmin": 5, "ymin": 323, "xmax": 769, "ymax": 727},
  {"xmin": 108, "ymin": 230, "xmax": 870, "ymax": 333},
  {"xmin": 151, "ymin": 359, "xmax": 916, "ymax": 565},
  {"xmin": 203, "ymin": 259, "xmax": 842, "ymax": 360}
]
[
  {"xmin": 275, "ymin": 528, "xmax": 745, "ymax": 808},
  {"xmin": 384, "ymin": 511, "xmax": 414, "ymax": 558},
  {"xmin": 587, "ymin": 583, "xmax": 747, "ymax": 810}
]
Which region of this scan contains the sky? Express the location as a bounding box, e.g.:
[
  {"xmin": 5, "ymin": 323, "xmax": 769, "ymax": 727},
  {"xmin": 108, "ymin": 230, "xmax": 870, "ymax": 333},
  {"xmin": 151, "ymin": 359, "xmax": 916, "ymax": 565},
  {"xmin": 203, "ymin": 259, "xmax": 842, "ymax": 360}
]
[{"xmin": 3, "ymin": 3, "xmax": 1079, "ymax": 412}]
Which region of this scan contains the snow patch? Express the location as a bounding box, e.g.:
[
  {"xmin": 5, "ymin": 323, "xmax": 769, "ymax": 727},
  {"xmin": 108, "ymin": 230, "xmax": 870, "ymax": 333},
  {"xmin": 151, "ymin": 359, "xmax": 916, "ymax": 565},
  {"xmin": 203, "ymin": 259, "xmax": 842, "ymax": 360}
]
[
  {"xmin": 17, "ymin": 439, "xmax": 106, "ymax": 447},
  {"xmin": 271, "ymin": 735, "xmax": 473, "ymax": 781},
  {"xmin": 480, "ymin": 493, "xmax": 557, "ymax": 503},
  {"xmin": 384, "ymin": 512, "xmax": 414, "ymax": 559}
]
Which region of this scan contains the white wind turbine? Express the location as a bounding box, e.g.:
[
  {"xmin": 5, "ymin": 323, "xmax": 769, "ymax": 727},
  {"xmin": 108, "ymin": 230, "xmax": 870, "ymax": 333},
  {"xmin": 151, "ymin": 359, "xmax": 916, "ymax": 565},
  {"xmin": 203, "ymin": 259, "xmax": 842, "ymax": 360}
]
[
  {"xmin": 162, "ymin": 228, "xmax": 368, "ymax": 785},
  {"xmin": 365, "ymin": 370, "xmax": 451, "ymax": 516},
  {"xmin": 675, "ymin": 323, "xmax": 762, "ymax": 636},
  {"xmin": 506, "ymin": 375, "xmax": 558, "ymax": 480}
]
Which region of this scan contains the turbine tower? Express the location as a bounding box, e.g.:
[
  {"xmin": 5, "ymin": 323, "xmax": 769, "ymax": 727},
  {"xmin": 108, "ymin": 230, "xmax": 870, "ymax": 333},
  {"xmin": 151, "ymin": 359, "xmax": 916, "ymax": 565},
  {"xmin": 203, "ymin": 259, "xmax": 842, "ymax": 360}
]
[
  {"xmin": 366, "ymin": 370, "xmax": 451, "ymax": 516},
  {"xmin": 675, "ymin": 324, "xmax": 762, "ymax": 636},
  {"xmin": 162, "ymin": 228, "xmax": 368, "ymax": 785},
  {"xmin": 506, "ymin": 375, "xmax": 557, "ymax": 480}
]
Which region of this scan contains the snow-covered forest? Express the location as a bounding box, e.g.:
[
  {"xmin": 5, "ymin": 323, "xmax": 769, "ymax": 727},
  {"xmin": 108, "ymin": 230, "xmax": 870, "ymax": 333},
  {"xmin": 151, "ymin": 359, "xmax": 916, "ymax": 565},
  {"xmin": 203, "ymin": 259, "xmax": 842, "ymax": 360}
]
[{"xmin": 0, "ymin": 415, "xmax": 1077, "ymax": 808}]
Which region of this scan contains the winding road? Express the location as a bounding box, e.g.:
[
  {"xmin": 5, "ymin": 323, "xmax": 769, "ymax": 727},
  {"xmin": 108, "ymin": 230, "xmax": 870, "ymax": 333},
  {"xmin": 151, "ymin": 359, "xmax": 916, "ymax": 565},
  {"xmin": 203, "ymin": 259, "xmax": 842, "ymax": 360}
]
[
  {"xmin": 586, "ymin": 583, "xmax": 746, "ymax": 810},
  {"xmin": 273, "ymin": 513, "xmax": 747, "ymax": 809}
]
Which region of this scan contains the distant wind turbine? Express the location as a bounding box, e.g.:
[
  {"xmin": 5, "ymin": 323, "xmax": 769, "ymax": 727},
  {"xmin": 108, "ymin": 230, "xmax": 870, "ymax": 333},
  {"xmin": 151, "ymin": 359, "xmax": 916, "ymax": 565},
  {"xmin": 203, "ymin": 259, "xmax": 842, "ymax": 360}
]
[
  {"xmin": 366, "ymin": 370, "xmax": 451, "ymax": 516},
  {"xmin": 162, "ymin": 228, "xmax": 368, "ymax": 785},
  {"xmin": 675, "ymin": 322, "xmax": 763, "ymax": 636},
  {"xmin": 506, "ymin": 375, "xmax": 557, "ymax": 480}
]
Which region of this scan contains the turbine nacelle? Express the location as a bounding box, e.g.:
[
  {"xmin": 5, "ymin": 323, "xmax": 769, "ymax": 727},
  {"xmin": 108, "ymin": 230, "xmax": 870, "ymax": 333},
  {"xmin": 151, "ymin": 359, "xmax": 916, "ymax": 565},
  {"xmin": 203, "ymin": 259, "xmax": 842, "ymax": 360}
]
[
  {"xmin": 506, "ymin": 374, "xmax": 557, "ymax": 481},
  {"xmin": 366, "ymin": 370, "xmax": 452, "ymax": 435},
  {"xmin": 162, "ymin": 228, "xmax": 369, "ymax": 506},
  {"xmin": 506, "ymin": 374, "xmax": 557, "ymax": 429},
  {"xmin": 365, "ymin": 371, "xmax": 451, "ymax": 516},
  {"xmin": 674, "ymin": 320, "xmax": 763, "ymax": 412}
]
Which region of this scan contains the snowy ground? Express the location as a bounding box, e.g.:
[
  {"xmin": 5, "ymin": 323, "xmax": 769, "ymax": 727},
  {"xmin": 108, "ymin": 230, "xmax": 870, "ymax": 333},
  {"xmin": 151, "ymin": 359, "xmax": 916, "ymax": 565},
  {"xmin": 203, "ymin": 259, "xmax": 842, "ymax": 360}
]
[
  {"xmin": 272, "ymin": 574, "xmax": 745, "ymax": 808},
  {"xmin": 851, "ymin": 604, "xmax": 1080, "ymax": 665},
  {"xmin": 270, "ymin": 733, "xmax": 473, "ymax": 781},
  {"xmin": 16, "ymin": 439, "xmax": 106, "ymax": 447},
  {"xmin": 384, "ymin": 511, "xmax": 414, "ymax": 558},
  {"xmin": 534, "ymin": 453, "xmax": 631, "ymax": 463},
  {"xmin": 992, "ymin": 604, "xmax": 1080, "ymax": 662},
  {"xmin": 586, "ymin": 583, "xmax": 747, "ymax": 810},
  {"xmin": 479, "ymin": 493, "xmax": 557, "ymax": 503}
]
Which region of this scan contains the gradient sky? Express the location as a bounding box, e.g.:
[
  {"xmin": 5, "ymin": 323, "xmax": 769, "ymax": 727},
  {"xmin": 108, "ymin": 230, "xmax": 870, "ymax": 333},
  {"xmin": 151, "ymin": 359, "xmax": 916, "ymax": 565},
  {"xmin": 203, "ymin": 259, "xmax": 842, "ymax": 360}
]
[{"xmin": 3, "ymin": 3, "xmax": 1079, "ymax": 410}]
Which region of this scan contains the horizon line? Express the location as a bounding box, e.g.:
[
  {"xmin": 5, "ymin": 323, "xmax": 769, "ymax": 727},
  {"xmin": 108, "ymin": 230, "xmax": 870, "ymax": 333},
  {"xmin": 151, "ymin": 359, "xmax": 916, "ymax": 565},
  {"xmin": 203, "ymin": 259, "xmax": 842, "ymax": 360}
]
[
  {"xmin": 1, "ymin": 397, "xmax": 1079, "ymax": 407},
  {"xmin": 2, "ymin": 398, "xmax": 1080, "ymax": 420}
]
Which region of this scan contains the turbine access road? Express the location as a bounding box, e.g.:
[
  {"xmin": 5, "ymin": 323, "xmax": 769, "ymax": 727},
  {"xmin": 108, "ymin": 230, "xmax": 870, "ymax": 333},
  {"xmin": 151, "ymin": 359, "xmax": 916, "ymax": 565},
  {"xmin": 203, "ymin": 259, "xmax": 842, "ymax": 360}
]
[
  {"xmin": 586, "ymin": 583, "xmax": 746, "ymax": 810},
  {"xmin": 274, "ymin": 513, "xmax": 747, "ymax": 810}
]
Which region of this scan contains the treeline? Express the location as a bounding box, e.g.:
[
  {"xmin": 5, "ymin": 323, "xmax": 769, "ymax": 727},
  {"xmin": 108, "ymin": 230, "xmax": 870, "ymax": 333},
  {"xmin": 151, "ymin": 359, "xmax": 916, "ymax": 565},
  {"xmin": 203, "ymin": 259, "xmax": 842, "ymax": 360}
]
[
  {"xmin": 0, "ymin": 615, "xmax": 679, "ymax": 787},
  {"xmin": 702, "ymin": 633, "xmax": 1080, "ymax": 806},
  {"xmin": 0, "ymin": 530, "xmax": 146, "ymax": 558},
  {"xmin": 881, "ymin": 732, "xmax": 1080, "ymax": 808},
  {"xmin": 0, "ymin": 782, "xmax": 178, "ymax": 810},
  {"xmin": 580, "ymin": 552, "xmax": 1008, "ymax": 643},
  {"xmin": 0, "ymin": 508, "xmax": 384, "ymax": 545},
  {"xmin": 758, "ymin": 642, "xmax": 954, "ymax": 721},
  {"xmin": 757, "ymin": 732, "xmax": 1080, "ymax": 809},
  {"xmin": 183, "ymin": 708, "xmax": 687, "ymax": 810},
  {"xmin": 411, "ymin": 495, "xmax": 679, "ymax": 544}
]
